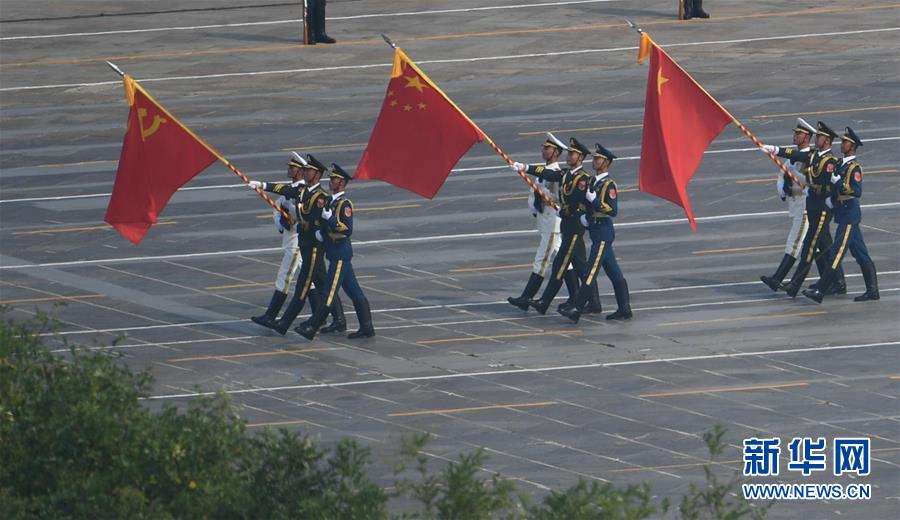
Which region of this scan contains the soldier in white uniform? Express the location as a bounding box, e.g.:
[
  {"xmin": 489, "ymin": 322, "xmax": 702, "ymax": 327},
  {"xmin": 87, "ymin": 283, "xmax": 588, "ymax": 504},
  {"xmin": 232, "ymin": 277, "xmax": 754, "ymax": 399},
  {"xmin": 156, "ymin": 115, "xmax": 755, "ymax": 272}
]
[
  {"xmin": 508, "ymin": 133, "xmax": 582, "ymax": 310},
  {"xmin": 760, "ymin": 119, "xmax": 814, "ymax": 291},
  {"xmin": 246, "ymin": 152, "xmax": 305, "ymax": 327}
]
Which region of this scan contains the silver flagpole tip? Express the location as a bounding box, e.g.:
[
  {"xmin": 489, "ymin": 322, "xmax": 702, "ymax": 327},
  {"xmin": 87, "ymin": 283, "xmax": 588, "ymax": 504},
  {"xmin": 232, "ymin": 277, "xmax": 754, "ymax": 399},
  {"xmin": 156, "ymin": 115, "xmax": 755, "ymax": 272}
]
[{"xmin": 106, "ymin": 61, "xmax": 125, "ymax": 76}]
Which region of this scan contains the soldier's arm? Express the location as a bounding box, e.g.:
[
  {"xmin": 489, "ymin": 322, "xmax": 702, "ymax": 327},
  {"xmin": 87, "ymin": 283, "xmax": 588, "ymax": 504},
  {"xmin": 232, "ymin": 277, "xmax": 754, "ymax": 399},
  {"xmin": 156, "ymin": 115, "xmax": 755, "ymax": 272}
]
[
  {"xmin": 267, "ymin": 183, "xmax": 302, "ymax": 199},
  {"xmin": 327, "ymin": 200, "xmax": 353, "ymax": 238},
  {"xmin": 838, "ymin": 164, "xmax": 862, "ymax": 197},
  {"xmin": 594, "ymin": 181, "xmax": 618, "ymax": 217},
  {"xmin": 776, "ymin": 147, "xmax": 812, "ymax": 164},
  {"xmin": 524, "ymin": 164, "xmax": 563, "ymax": 183}
]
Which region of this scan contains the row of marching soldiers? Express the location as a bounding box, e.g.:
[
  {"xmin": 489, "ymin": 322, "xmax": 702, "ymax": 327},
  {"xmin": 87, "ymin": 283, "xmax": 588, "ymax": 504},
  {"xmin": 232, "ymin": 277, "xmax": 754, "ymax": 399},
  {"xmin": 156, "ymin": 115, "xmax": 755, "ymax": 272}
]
[
  {"xmin": 508, "ymin": 134, "xmax": 633, "ymax": 323},
  {"xmin": 247, "ymin": 153, "xmax": 375, "ymax": 340},
  {"xmin": 759, "ymin": 119, "xmax": 879, "ymax": 303}
]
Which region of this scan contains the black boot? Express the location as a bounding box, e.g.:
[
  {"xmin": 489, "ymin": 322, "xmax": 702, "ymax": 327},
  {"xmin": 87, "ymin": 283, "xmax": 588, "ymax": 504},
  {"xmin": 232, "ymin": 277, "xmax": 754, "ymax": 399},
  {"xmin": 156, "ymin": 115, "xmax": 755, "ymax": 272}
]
[
  {"xmin": 558, "ymin": 269, "xmax": 579, "ymax": 313},
  {"xmin": 531, "ymin": 277, "xmax": 563, "ymax": 315},
  {"xmin": 606, "ymin": 279, "xmax": 633, "ymax": 320},
  {"xmin": 824, "ymin": 265, "xmax": 847, "ymax": 295},
  {"xmin": 692, "ymin": 0, "xmax": 710, "ymax": 18},
  {"xmin": 782, "ymin": 262, "xmax": 809, "ymax": 298},
  {"xmin": 582, "ymin": 280, "xmax": 603, "ymax": 314},
  {"xmin": 320, "ymin": 294, "xmax": 347, "ymax": 333},
  {"xmin": 296, "ymin": 305, "xmax": 329, "ymax": 340},
  {"xmin": 508, "ymin": 273, "xmax": 543, "ymax": 311},
  {"xmin": 854, "ymin": 262, "xmax": 880, "ymax": 302},
  {"xmin": 312, "ymin": 0, "xmax": 335, "ymax": 43},
  {"xmin": 271, "ymin": 296, "xmax": 306, "ymax": 335},
  {"xmin": 348, "ymin": 298, "xmax": 376, "ymax": 339},
  {"xmin": 681, "ymin": 0, "xmax": 693, "ymax": 20},
  {"xmin": 251, "ymin": 290, "xmax": 287, "ymax": 327},
  {"xmin": 761, "ymin": 254, "xmax": 795, "ymax": 292},
  {"xmin": 558, "ymin": 283, "xmax": 591, "ymax": 324}
]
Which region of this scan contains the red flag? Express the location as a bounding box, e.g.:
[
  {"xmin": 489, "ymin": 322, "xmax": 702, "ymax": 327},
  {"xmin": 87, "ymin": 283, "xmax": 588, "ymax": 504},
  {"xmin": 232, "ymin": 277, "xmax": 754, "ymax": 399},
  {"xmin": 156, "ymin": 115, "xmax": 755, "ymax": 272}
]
[
  {"xmin": 105, "ymin": 76, "xmax": 217, "ymax": 244},
  {"xmin": 638, "ymin": 35, "xmax": 732, "ymax": 231},
  {"xmin": 355, "ymin": 48, "xmax": 485, "ymax": 198}
]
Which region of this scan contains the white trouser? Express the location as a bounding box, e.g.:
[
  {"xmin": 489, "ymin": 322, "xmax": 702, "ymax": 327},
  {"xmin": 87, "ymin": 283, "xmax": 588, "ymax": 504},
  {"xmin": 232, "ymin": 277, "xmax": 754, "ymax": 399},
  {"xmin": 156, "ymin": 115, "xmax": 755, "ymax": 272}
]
[
  {"xmin": 274, "ymin": 230, "xmax": 301, "ymax": 292},
  {"xmin": 532, "ymin": 209, "xmax": 561, "ymax": 277},
  {"xmin": 784, "ymin": 195, "xmax": 808, "ymax": 257}
]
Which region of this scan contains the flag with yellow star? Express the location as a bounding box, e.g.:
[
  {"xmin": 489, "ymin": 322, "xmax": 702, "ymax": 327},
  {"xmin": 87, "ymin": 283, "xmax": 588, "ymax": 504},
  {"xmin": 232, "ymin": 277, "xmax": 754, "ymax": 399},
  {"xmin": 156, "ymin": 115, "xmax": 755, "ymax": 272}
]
[
  {"xmin": 355, "ymin": 47, "xmax": 485, "ymax": 198},
  {"xmin": 637, "ymin": 33, "xmax": 731, "ymax": 231},
  {"xmin": 105, "ymin": 75, "xmax": 217, "ymax": 244}
]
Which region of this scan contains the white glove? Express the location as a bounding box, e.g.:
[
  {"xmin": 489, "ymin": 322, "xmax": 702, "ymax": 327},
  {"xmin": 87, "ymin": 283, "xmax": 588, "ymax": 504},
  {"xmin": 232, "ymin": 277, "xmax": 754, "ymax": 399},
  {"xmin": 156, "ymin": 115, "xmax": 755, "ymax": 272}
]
[
  {"xmin": 825, "ymin": 198, "xmax": 833, "ymax": 209},
  {"xmin": 776, "ymin": 176, "xmax": 785, "ymax": 197},
  {"xmin": 321, "ymin": 206, "xmax": 333, "ymax": 220},
  {"xmin": 585, "ymin": 189, "xmax": 597, "ymax": 202},
  {"xmin": 511, "ymin": 162, "xmax": 526, "ymax": 172},
  {"xmin": 579, "ymin": 215, "xmax": 589, "ymax": 228},
  {"xmin": 248, "ymin": 180, "xmax": 264, "ymax": 190},
  {"xmin": 830, "ymin": 172, "xmax": 841, "ymax": 185},
  {"xmin": 760, "ymin": 145, "xmax": 779, "ymax": 154},
  {"xmin": 272, "ymin": 210, "xmax": 284, "ymax": 233},
  {"xmin": 315, "ymin": 230, "xmax": 324, "ymax": 242}
]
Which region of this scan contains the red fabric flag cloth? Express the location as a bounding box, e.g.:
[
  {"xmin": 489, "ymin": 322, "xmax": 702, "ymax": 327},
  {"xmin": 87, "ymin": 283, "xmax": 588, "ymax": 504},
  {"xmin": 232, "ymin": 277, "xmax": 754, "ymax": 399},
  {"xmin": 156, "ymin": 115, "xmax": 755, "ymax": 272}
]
[
  {"xmin": 105, "ymin": 76, "xmax": 216, "ymax": 244},
  {"xmin": 638, "ymin": 36, "xmax": 732, "ymax": 231},
  {"xmin": 355, "ymin": 48, "xmax": 485, "ymax": 199}
]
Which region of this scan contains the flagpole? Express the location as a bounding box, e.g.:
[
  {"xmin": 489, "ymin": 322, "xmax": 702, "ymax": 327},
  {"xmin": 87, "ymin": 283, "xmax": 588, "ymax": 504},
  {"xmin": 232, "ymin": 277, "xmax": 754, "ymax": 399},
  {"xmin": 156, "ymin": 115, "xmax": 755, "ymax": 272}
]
[
  {"xmin": 378, "ymin": 36, "xmax": 559, "ymax": 210},
  {"xmin": 106, "ymin": 62, "xmax": 292, "ymax": 221},
  {"xmin": 625, "ymin": 23, "xmax": 806, "ymax": 189}
]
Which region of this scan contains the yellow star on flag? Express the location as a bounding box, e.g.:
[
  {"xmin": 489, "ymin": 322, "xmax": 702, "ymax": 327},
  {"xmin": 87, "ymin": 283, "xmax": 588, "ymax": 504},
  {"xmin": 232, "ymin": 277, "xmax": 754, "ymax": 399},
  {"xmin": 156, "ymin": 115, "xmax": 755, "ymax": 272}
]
[
  {"xmin": 417, "ymin": 102, "xmax": 427, "ymax": 110},
  {"xmin": 404, "ymin": 75, "xmax": 428, "ymax": 92},
  {"xmin": 403, "ymin": 104, "xmax": 413, "ymax": 112},
  {"xmin": 657, "ymin": 68, "xmax": 669, "ymax": 95}
]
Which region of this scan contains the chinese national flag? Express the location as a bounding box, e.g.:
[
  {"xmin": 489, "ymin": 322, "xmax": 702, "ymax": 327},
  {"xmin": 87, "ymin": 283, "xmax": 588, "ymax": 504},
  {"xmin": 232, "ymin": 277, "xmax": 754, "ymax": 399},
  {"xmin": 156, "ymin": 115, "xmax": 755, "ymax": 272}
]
[
  {"xmin": 637, "ymin": 35, "xmax": 732, "ymax": 231},
  {"xmin": 355, "ymin": 48, "xmax": 485, "ymax": 198},
  {"xmin": 105, "ymin": 76, "xmax": 217, "ymax": 244}
]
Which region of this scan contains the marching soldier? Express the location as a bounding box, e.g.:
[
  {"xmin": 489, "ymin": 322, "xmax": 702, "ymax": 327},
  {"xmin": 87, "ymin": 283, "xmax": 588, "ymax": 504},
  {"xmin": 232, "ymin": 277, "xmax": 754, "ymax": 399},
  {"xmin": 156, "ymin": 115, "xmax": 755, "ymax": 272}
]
[
  {"xmin": 559, "ymin": 143, "xmax": 632, "ymax": 323},
  {"xmin": 803, "ymin": 127, "xmax": 879, "ymax": 303},
  {"xmin": 512, "ymin": 137, "xmax": 598, "ymax": 315},
  {"xmin": 760, "ymin": 119, "xmax": 814, "ymax": 292},
  {"xmin": 296, "ymin": 164, "xmax": 375, "ymax": 340},
  {"xmin": 267, "ymin": 154, "xmax": 346, "ymax": 335},
  {"xmin": 761, "ymin": 121, "xmax": 846, "ymax": 297},
  {"xmin": 246, "ymin": 152, "xmax": 305, "ymax": 327},
  {"xmin": 507, "ymin": 133, "xmax": 582, "ymax": 312}
]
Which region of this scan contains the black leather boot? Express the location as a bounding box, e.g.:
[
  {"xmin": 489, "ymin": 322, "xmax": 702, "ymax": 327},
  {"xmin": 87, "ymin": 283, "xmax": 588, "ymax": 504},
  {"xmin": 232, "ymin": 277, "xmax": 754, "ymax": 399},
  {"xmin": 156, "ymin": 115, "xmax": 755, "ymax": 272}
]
[
  {"xmin": 558, "ymin": 269, "xmax": 579, "ymax": 313},
  {"xmin": 681, "ymin": 0, "xmax": 693, "ymax": 20},
  {"xmin": 508, "ymin": 272, "xmax": 543, "ymax": 311},
  {"xmin": 271, "ymin": 295, "xmax": 306, "ymax": 335},
  {"xmin": 296, "ymin": 305, "xmax": 329, "ymax": 340},
  {"xmin": 854, "ymin": 262, "xmax": 880, "ymax": 302},
  {"xmin": 692, "ymin": 0, "xmax": 710, "ymax": 18},
  {"xmin": 582, "ymin": 280, "xmax": 603, "ymax": 314},
  {"xmin": 251, "ymin": 290, "xmax": 287, "ymax": 327},
  {"xmin": 558, "ymin": 283, "xmax": 591, "ymax": 324},
  {"xmin": 348, "ymin": 298, "xmax": 376, "ymax": 339},
  {"xmin": 606, "ymin": 278, "xmax": 633, "ymax": 320},
  {"xmin": 782, "ymin": 261, "xmax": 809, "ymax": 298},
  {"xmin": 312, "ymin": 0, "xmax": 335, "ymax": 43},
  {"xmin": 824, "ymin": 265, "xmax": 847, "ymax": 295},
  {"xmin": 320, "ymin": 294, "xmax": 347, "ymax": 333},
  {"xmin": 761, "ymin": 254, "xmax": 795, "ymax": 292},
  {"xmin": 531, "ymin": 277, "xmax": 563, "ymax": 315}
]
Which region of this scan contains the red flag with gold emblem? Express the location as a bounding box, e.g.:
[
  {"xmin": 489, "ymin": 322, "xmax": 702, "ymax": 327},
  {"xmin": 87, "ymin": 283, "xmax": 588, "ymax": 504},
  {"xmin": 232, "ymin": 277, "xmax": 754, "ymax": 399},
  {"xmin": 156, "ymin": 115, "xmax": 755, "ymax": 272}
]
[
  {"xmin": 637, "ymin": 34, "xmax": 732, "ymax": 231},
  {"xmin": 355, "ymin": 47, "xmax": 485, "ymax": 198},
  {"xmin": 105, "ymin": 76, "xmax": 217, "ymax": 244}
]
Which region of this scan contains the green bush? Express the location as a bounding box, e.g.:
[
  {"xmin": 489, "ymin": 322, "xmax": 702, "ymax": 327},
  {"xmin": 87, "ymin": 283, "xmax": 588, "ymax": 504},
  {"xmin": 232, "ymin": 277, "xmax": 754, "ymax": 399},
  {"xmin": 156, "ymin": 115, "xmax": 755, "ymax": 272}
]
[{"xmin": 0, "ymin": 313, "xmax": 767, "ymax": 519}]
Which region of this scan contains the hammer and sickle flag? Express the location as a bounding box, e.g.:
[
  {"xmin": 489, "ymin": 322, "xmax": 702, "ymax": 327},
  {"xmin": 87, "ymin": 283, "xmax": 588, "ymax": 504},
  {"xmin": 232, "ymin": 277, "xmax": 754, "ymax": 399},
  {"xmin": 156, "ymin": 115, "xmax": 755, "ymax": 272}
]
[
  {"xmin": 636, "ymin": 33, "xmax": 732, "ymax": 232},
  {"xmin": 355, "ymin": 47, "xmax": 485, "ymax": 199},
  {"xmin": 105, "ymin": 75, "xmax": 216, "ymax": 244}
]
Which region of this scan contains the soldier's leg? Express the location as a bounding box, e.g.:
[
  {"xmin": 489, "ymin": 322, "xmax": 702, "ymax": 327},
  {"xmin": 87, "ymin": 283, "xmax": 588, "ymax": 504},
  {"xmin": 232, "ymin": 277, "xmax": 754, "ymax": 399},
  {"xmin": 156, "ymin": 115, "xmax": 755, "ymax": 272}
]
[
  {"xmin": 567, "ymin": 233, "xmax": 600, "ymax": 313},
  {"xmin": 784, "ymin": 209, "xmax": 828, "ymax": 297},
  {"xmin": 531, "ymin": 232, "xmax": 576, "ymax": 315},
  {"xmin": 762, "ymin": 213, "xmax": 806, "ymax": 291},
  {"xmin": 815, "ymin": 216, "xmax": 846, "ymax": 294},
  {"xmin": 341, "ymin": 262, "xmax": 376, "ymax": 339},
  {"xmin": 510, "ymin": 230, "xmax": 555, "ymax": 310},
  {"xmin": 297, "ymin": 258, "xmax": 347, "ymax": 340},
  {"xmin": 803, "ymin": 223, "xmax": 851, "ymax": 303},
  {"xmin": 311, "ymin": 248, "xmax": 346, "ymax": 333},
  {"xmin": 252, "ymin": 244, "xmax": 300, "ymax": 327},
  {"xmin": 559, "ymin": 238, "xmax": 607, "ymax": 323},
  {"xmin": 602, "ymin": 246, "xmax": 632, "ymax": 321},
  {"xmin": 692, "ymin": 0, "xmax": 710, "ymax": 18},
  {"xmin": 848, "ymin": 227, "xmax": 879, "ymax": 302},
  {"xmin": 270, "ymin": 247, "xmax": 318, "ymax": 334}
]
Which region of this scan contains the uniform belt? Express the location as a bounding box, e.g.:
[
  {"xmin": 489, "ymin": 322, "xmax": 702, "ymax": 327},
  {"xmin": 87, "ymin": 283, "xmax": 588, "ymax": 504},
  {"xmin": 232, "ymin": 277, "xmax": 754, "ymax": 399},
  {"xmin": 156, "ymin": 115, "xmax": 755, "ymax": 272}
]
[
  {"xmin": 809, "ymin": 185, "xmax": 825, "ymax": 194},
  {"xmin": 591, "ymin": 215, "xmax": 611, "ymax": 222},
  {"xmin": 837, "ymin": 195, "xmax": 855, "ymax": 202}
]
